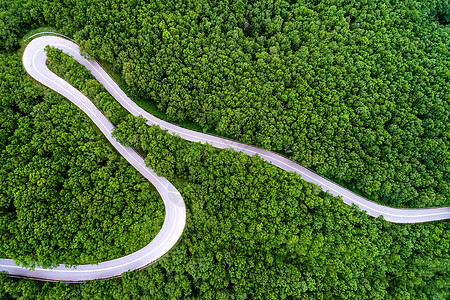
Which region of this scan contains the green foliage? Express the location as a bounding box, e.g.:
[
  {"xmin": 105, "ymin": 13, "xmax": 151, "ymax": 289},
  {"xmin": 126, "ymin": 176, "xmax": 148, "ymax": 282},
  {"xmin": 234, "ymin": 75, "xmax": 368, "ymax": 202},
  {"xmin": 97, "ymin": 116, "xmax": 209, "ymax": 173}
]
[
  {"xmin": 0, "ymin": 0, "xmax": 44, "ymax": 51},
  {"xmin": 0, "ymin": 50, "xmax": 164, "ymax": 267},
  {"xmin": 4, "ymin": 114, "xmax": 448, "ymax": 299},
  {"xmin": 432, "ymin": 2, "xmax": 450, "ymax": 25},
  {"xmin": 0, "ymin": 1, "xmax": 27, "ymax": 51},
  {"xmin": 0, "ymin": 0, "xmax": 449, "ymax": 298},
  {"xmin": 27, "ymin": 0, "xmax": 450, "ymax": 208},
  {"xmin": 46, "ymin": 46, "xmax": 129, "ymax": 126},
  {"xmin": 111, "ymin": 114, "xmax": 450, "ymax": 299}
]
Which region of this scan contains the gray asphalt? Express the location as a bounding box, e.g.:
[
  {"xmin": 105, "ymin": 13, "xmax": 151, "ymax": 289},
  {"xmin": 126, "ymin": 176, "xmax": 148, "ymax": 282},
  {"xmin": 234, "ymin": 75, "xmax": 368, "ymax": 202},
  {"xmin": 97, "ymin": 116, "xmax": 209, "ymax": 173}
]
[
  {"xmin": 0, "ymin": 36, "xmax": 186, "ymax": 282},
  {"xmin": 0, "ymin": 36, "xmax": 448, "ymax": 282}
]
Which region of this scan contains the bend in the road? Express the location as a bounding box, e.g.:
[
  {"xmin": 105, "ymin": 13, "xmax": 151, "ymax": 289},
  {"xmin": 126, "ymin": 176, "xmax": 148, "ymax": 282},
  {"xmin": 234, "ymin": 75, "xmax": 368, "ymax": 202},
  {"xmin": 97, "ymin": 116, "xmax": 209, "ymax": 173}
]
[{"xmin": 0, "ymin": 36, "xmax": 186, "ymax": 282}]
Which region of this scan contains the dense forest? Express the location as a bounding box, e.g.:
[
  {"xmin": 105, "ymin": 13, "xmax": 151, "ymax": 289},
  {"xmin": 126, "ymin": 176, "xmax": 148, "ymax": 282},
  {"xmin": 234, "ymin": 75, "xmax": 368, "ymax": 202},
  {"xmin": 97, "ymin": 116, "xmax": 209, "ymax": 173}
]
[
  {"xmin": 0, "ymin": 0, "xmax": 449, "ymax": 299},
  {"xmin": 2, "ymin": 40, "xmax": 448, "ymax": 299},
  {"xmin": 0, "ymin": 48, "xmax": 164, "ymax": 268},
  {"xmin": 4, "ymin": 0, "xmax": 447, "ymax": 208}
]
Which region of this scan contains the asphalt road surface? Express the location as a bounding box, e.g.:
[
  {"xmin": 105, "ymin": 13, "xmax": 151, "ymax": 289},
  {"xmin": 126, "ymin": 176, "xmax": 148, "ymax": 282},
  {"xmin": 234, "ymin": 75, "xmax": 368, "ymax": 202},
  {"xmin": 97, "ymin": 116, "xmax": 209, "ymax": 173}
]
[{"xmin": 1, "ymin": 36, "xmax": 448, "ymax": 282}]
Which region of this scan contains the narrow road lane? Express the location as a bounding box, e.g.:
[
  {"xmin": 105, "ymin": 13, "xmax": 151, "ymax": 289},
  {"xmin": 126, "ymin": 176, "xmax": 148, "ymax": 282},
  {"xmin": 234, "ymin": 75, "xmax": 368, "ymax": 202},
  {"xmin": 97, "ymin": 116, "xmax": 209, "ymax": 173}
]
[{"xmin": 0, "ymin": 37, "xmax": 186, "ymax": 282}]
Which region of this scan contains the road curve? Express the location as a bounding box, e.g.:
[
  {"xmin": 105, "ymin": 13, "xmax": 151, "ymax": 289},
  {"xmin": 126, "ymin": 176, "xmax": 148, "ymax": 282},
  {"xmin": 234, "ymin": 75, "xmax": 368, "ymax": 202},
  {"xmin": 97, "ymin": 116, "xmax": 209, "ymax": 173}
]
[
  {"xmin": 0, "ymin": 36, "xmax": 186, "ymax": 282},
  {"xmin": 1, "ymin": 36, "xmax": 449, "ymax": 282}
]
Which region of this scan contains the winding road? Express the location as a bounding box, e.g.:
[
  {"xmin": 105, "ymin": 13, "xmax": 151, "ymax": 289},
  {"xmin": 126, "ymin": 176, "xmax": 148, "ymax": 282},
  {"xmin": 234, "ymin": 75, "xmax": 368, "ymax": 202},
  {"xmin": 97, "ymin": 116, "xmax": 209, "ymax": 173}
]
[{"xmin": 1, "ymin": 36, "xmax": 448, "ymax": 282}]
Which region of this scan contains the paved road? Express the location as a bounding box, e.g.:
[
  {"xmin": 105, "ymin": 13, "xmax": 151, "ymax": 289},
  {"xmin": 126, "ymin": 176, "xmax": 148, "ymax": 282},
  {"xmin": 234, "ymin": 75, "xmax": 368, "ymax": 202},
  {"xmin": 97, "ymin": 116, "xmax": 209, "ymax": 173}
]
[
  {"xmin": 0, "ymin": 36, "xmax": 186, "ymax": 282},
  {"xmin": 1, "ymin": 36, "xmax": 448, "ymax": 282}
]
